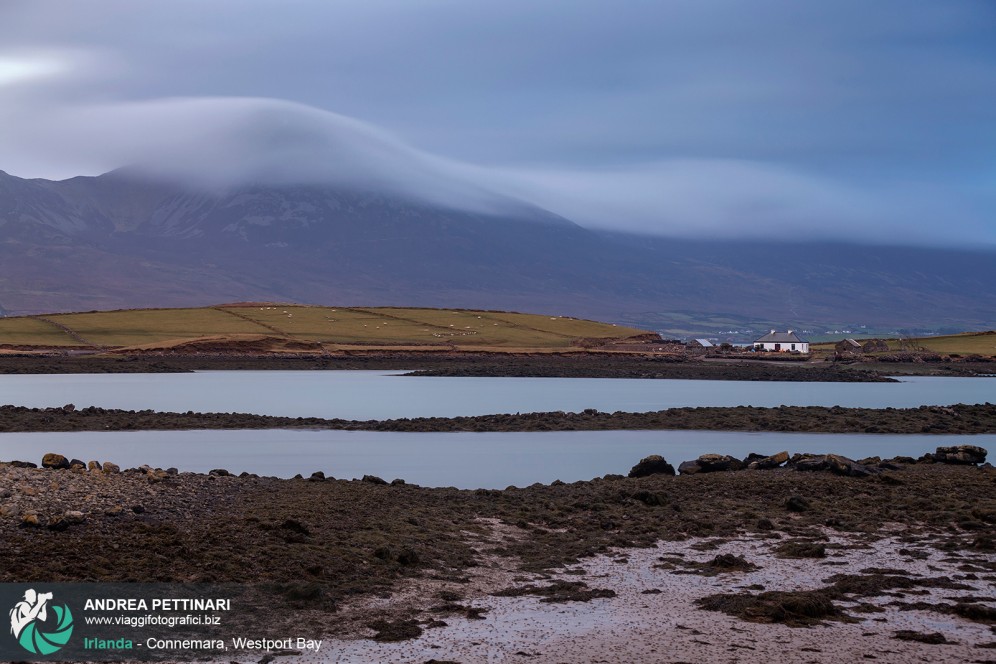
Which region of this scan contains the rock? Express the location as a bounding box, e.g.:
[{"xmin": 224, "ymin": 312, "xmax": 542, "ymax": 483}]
[
  {"xmin": 743, "ymin": 453, "xmax": 767, "ymax": 465},
  {"xmin": 131, "ymin": 504, "xmax": 145, "ymax": 514},
  {"xmin": 41, "ymin": 453, "xmax": 70, "ymax": 469},
  {"xmin": 679, "ymin": 454, "xmax": 743, "ymax": 474},
  {"xmin": 699, "ymin": 454, "xmax": 744, "ymax": 472},
  {"xmin": 785, "ymin": 496, "xmax": 810, "ymax": 512},
  {"xmin": 209, "ymin": 468, "xmax": 231, "ymax": 477},
  {"xmin": 20, "ymin": 512, "xmax": 43, "ymax": 527},
  {"xmin": 87, "ymin": 460, "xmax": 102, "ymax": 471},
  {"xmin": 628, "ymin": 455, "xmax": 675, "ymax": 478},
  {"xmin": 927, "ymin": 445, "xmax": 988, "ymax": 465},
  {"xmin": 308, "ymin": 471, "xmax": 326, "ymax": 481},
  {"xmin": 105, "ymin": 505, "xmax": 123, "ymax": 517},
  {"xmin": 678, "ymin": 460, "xmax": 702, "ymax": 475},
  {"xmin": 9, "ymin": 460, "xmax": 37, "ymax": 468},
  {"xmin": 102, "ymin": 462, "xmax": 120, "ymax": 474},
  {"xmin": 147, "ymin": 469, "xmax": 170, "ymax": 482},
  {"xmin": 826, "ymin": 454, "xmax": 878, "ymax": 477},
  {"xmin": 64, "ymin": 510, "xmax": 85, "ymax": 524},
  {"xmin": 69, "ymin": 458, "xmax": 85, "ymax": 470},
  {"xmin": 62, "ymin": 403, "xmax": 76, "ymax": 412},
  {"xmin": 362, "ymin": 475, "xmax": 388, "ymax": 485},
  {"xmin": 391, "ymin": 478, "xmax": 406, "ymax": 486},
  {"xmin": 790, "ymin": 454, "xmax": 830, "ymax": 472},
  {"xmin": 165, "ymin": 467, "xmax": 178, "ymax": 475},
  {"xmin": 747, "ymin": 451, "xmax": 789, "ymax": 470}
]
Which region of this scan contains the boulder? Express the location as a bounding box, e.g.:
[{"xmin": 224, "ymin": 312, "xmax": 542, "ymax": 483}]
[
  {"xmin": 678, "ymin": 460, "xmax": 702, "ymax": 475},
  {"xmin": 308, "ymin": 471, "xmax": 326, "ymax": 481},
  {"xmin": 9, "ymin": 460, "xmax": 37, "ymax": 468},
  {"xmin": 362, "ymin": 475, "xmax": 388, "ymax": 485},
  {"xmin": 209, "ymin": 468, "xmax": 231, "ymax": 477},
  {"xmin": 697, "ymin": 454, "xmax": 744, "ymax": 472},
  {"xmin": 102, "ymin": 462, "xmax": 120, "ymax": 474},
  {"xmin": 790, "ymin": 454, "xmax": 830, "ymax": 472},
  {"xmin": 927, "ymin": 445, "xmax": 988, "ymax": 465},
  {"xmin": 628, "ymin": 455, "xmax": 676, "ymax": 478},
  {"xmin": 826, "ymin": 454, "xmax": 878, "ymax": 477},
  {"xmin": 87, "ymin": 460, "xmax": 102, "ymax": 472},
  {"xmin": 69, "ymin": 458, "xmax": 85, "ymax": 470},
  {"xmin": 41, "ymin": 453, "xmax": 70, "ymax": 470},
  {"xmin": 747, "ymin": 451, "xmax": 789, "ymax": 470},
  {"xmin": 20, "ymin": 512, "xmax": 43, "ymax": 527},
  {"xmin": 679, "ymin": 454, "xmax": 743, "ymax": 474}
]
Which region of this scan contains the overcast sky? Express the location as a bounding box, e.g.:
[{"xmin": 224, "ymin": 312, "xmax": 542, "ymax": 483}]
[{"xmin": 1, "ymin": 0, "xmax": 994, "ymax": 245}]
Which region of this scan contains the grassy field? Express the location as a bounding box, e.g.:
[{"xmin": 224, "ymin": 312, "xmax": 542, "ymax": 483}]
[
  {"xmin": 0, "ymin": 305, "xmax": 650, "ymax": 351},
  {"xmin": 812, "ymin": 331, "xmax": 996, "ymax": 356},
  {"xmin": 0, "ymin": 317, "xmax": 81, "ymax": 346}
]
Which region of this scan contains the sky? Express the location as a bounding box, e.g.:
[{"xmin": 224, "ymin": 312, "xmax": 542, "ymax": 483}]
[{"xmin": 0, "ymin": 0, "xmax": 994, "ymax": 245}]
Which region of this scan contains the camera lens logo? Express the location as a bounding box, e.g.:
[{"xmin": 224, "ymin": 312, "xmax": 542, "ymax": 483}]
[{"xmin": 9, "ymin": 589, "xmax": 74, "ymax": 655}]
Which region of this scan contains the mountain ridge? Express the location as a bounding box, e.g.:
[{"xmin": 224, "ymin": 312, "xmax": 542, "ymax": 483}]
[{"xmin": 1, "ymin": 169, "xmax": 994, "ymax": 335}]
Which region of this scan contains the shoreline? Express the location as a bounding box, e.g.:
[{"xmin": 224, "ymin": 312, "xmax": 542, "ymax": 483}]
[
  {"xmin": 1, "ymin": 454, "xmax": 992, "ymax": 662},
  {"xmin": 1, "ymin": 351, "xmax": 994, "ymax": 379},
  {"xmin": 1, "ymin": 403, "xmax": 994, "ymax": 434}
]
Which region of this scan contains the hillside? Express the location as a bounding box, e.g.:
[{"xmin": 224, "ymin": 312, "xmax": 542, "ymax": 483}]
[
  {"xmin": 1, "ymin": 169, "xmax": 995, "ymax": 335},
  {"xmin": 0, "ymin": 305, "xmax": 653, "ymax": 352}
]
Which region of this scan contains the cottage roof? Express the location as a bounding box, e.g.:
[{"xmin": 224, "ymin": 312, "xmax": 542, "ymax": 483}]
[
  {"xmin": 692, "ymin": 339, "xmax": 714, "ymax": 347},
  {"xmin": 839, "ymin": 338, "xmax": 861, "ymax": 348},
  {"xmin": 754, "ymin": 330, "xmax": 807, "ymax": 343}
]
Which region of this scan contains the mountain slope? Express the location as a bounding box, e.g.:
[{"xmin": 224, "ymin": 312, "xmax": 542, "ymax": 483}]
[{"xmin": 0, "ymin": 169, "xmax": 994, "ymax": 333}]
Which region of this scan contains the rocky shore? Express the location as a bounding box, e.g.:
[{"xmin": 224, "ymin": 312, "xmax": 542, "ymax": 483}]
[
  {"xmin": 1, "ymin": 445, "xmax": 993, "ymax": 662},
  {"xmin": 4, "ymin": 351, "xmax": 993, "ymax": 378},
  {"xmin": 1, "ymin": 402, "xmax": 994, "ymax": 434}
]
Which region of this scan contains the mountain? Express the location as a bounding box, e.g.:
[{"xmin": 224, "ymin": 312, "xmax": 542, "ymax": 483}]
[{"xmin": 1, "ymin": 169, "xmax": 994, "ymax": 335}]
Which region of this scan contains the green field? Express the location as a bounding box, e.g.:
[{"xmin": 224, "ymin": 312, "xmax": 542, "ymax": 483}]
[
  {"xmin": 0, "ymin": 317, "xmax": 82, "ymax": 346},
  {"xmin": 0, "ymin": 305, "xmax": 651, "ymax": 350},
  {"xmin": 813, "ymin": 331, "xmax": 996, "ymax": 356}
]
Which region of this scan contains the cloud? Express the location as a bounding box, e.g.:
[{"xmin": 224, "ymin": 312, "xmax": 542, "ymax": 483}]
[
  {"xmin": 0, "ymin": 0, "xmax": 992, "ymax": 246},
  {"xmin": 3, "ymin": 93, "xmax": 991, "ymax": 246}
]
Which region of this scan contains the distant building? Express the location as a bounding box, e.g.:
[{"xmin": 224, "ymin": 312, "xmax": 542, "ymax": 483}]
[
  {"xmin": 835, "ymin": 339, "xmax": 862, "ymax": 354},
  {"xmin": 688, "ymin": 339, "xmax": 714, "ymax": 348},
  {"xmin": 862, "ymin": 339, "xmax": 890, "ymax": 353},
  {"xmin": 753, "ymin": 330, "xmax": 809, "ymax": 353}
]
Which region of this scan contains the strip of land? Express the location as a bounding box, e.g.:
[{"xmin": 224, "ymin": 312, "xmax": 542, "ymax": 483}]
[
  {"xmin": 4, "ymin": 352, "xmax": 995, "ymax": 379},
  {"xmin": 1, "ymin": 403, "xmax": 993, "ymax": 434}
]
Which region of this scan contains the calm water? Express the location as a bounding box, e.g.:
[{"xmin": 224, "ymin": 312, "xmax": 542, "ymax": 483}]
[
  {"xmin": 0, "ymin": 371, "xmax": 991, "ymax": 419},
  {"xmin": 2, "ymin": 429, "xmax": 992, "ymax": 489}
]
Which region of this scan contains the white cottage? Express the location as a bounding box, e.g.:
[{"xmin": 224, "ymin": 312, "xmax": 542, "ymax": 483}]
[{"xmin": 753, "ymin": 330, "xmax": 809, "ymax": 353}]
